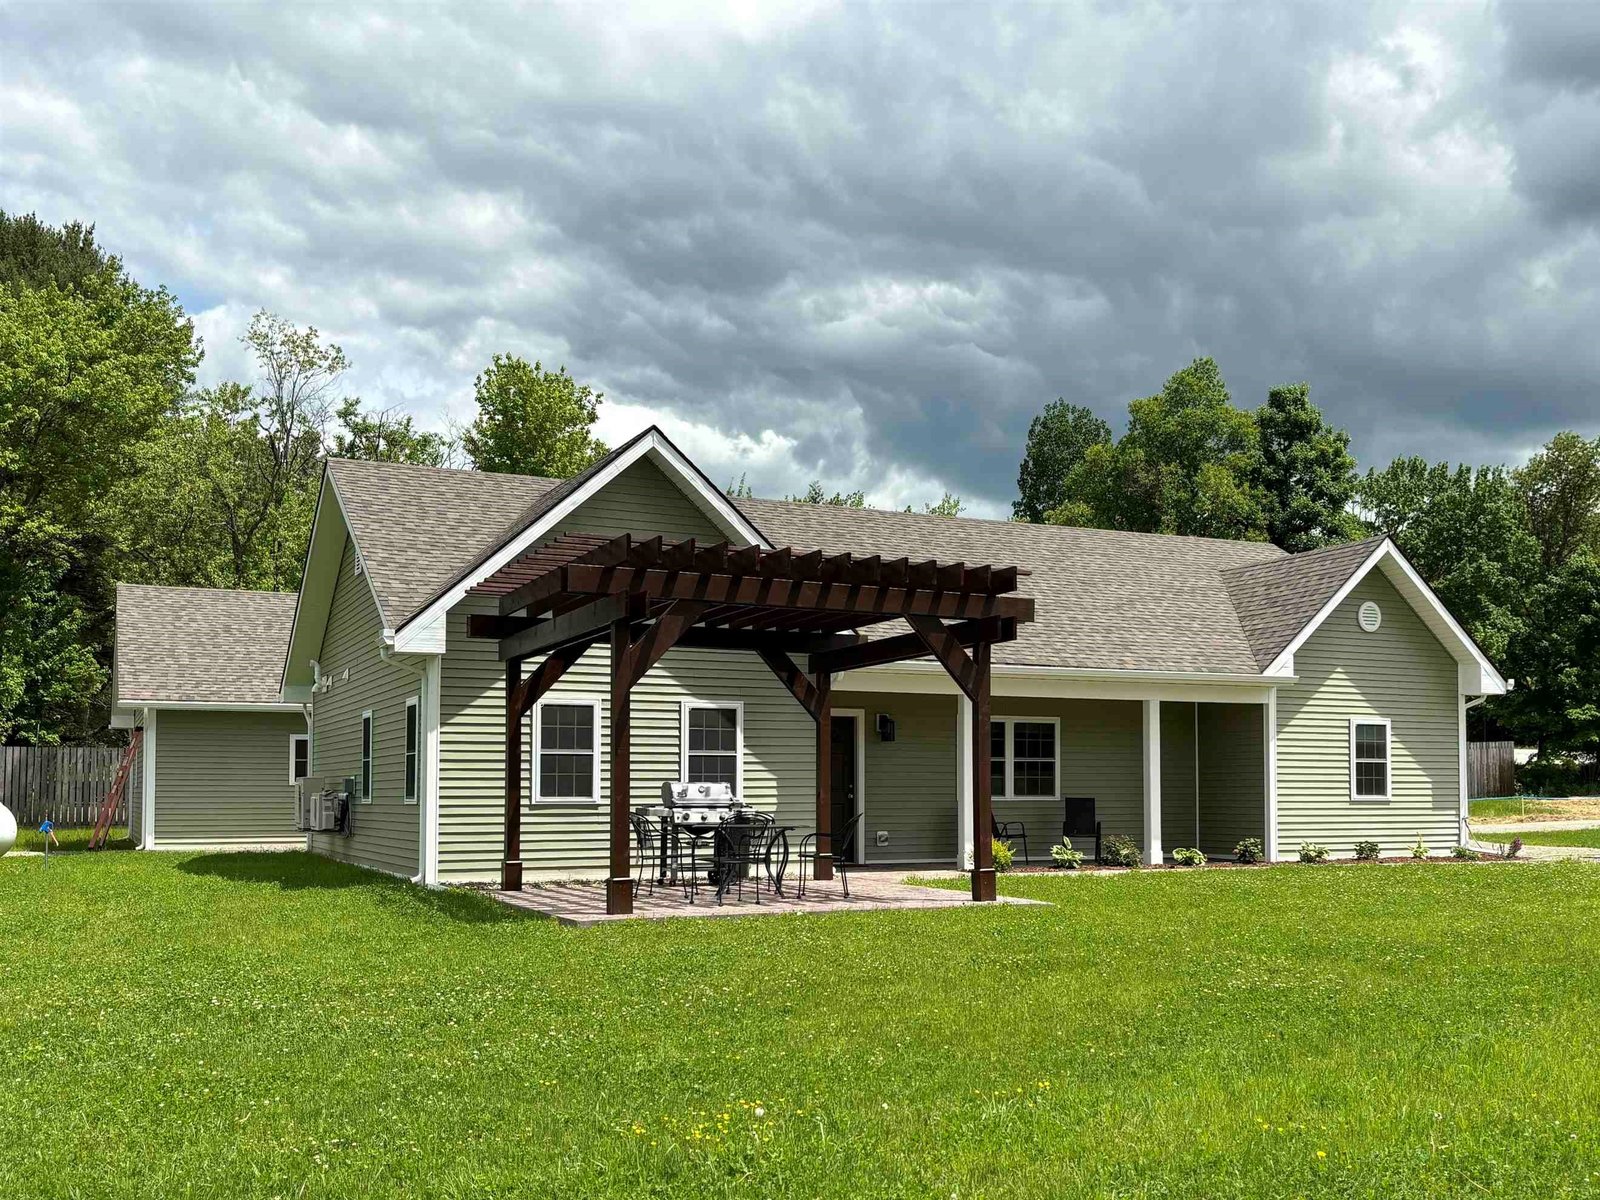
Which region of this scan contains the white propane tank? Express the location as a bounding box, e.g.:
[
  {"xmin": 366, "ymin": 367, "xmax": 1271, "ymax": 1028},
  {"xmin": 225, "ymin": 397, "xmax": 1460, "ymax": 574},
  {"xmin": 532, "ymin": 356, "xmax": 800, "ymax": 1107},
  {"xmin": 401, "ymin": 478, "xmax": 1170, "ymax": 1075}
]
[{"xmin": 0, "ymin": 802, "xmax": 16, "ymax": 856}]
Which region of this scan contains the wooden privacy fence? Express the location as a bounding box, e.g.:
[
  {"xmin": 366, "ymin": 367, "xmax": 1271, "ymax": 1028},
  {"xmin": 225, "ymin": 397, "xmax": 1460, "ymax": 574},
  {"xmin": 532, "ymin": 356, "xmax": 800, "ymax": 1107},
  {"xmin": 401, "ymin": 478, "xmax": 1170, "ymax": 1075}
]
[
  {"xmin": 0, "ymin": 746, "xmax": 124, "ymax": 827},
  {"xmin": 1468, "ymin": 740, "xmax": 1516, "ymax": 799}
]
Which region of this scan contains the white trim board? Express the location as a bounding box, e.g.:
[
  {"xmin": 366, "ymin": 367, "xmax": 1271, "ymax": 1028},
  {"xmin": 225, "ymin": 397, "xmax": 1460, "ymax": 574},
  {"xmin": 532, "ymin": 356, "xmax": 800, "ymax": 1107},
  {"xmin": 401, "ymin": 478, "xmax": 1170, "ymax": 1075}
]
[
  {"xmin": 832, "ymin": 708, "xmax": 868, "ymax": 864},
  {"xmin": 1263, "ymin": 539, "xmax": 1508, "ymax": 695},
  {"xmin": 140, "ymin": 708, "xmax": 157, "ymax": 850},
  {"xmin": 393, "ymin": 431, "xmax": 770, "ymax": 654}
]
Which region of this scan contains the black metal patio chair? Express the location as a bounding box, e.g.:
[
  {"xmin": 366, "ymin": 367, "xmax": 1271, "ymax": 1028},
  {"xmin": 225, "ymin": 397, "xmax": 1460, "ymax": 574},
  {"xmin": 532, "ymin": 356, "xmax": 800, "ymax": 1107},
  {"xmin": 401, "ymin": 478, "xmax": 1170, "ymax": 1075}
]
[
  {"xmin": 1061, "ymin": 796, "xmax": 1100, "ymax": 863},
  {"xmin": 796, "ymin": 812, "xmax": 863, "ymax": 899},
  {"xmin": 630, "ymin": 810, "xmax": 662, "ymax": 897},
  {"xmin": 992, "ymin": 812, "xmax": 1029, "ymax": 865},
  {"xmin": 711, "ymin": 810, "xmax": 777, "ymax": 905}
]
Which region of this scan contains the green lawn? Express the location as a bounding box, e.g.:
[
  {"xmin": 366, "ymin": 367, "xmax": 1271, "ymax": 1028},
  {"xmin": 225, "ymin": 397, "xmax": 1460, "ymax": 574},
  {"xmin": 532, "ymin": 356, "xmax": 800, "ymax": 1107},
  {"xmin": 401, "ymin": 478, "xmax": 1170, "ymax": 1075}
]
[
  {"xmin": 2, "ymin": 852, "xmax": 1598, "ymax": 1198},
  {"xmin": 1468, "ymin": 796, "xmax": 1594, "ymax": 820},
  {"xmin": 1482, "ymin": 827, "xmax": 1600, "ymax": 849}
]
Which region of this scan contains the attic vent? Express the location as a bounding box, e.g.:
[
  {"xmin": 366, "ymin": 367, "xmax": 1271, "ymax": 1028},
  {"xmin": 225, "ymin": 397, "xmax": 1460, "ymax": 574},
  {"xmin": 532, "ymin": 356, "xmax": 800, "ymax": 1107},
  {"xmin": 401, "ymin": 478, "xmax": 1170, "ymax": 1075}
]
[
  {"xmin": 353, "ymin": 553, "xmax": 366, "ymax": 576},
  {"xmin": 1357, "ymin": 600, "xmax": 1382, "ymax": 633}
]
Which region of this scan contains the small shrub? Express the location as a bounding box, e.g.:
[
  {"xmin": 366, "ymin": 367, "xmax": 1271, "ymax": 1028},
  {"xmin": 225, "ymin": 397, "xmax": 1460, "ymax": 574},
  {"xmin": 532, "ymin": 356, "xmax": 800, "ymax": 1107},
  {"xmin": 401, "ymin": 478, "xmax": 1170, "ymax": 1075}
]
[
  {"xmin": 1050, "ymin": 840, "xmax": 1085, "ymax": 869},
  {"xmin": 1505, "ymin": 836, "xmax": 1523, "ymax": 860},
  {"xmin": 1234, "ymin": 837, "xmax": 1265, "ymax": 865},
  {"xmin": 1172, "ymin": 846, "xmax": 1207, "ymax": 867},
  {"xmin": 991, "ymin": 838, "xmax": 1014, "ymax": 873},
  {"xmin": 1354, "ymin": 840, "xmax": 1381, "ymax": 861},
  {"xmin": 1298, "ymin": 842, "xmax": 1329, "ymax": 864},
  {"xmin": 1100, "ymin": 833, "xmax": 1141, "ymax": 868},
  {"xmin": 1410, "ymin": 835, "xmax": 1428, "ymax": 860},
  {"xmin": 1451, "ymin": 844, "xmax": 1482, "ymax": 861}
]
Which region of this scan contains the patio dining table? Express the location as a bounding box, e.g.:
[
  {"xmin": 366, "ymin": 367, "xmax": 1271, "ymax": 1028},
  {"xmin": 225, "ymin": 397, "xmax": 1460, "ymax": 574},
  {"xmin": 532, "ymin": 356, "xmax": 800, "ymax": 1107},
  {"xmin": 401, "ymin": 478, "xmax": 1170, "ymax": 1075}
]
[{"xmin": 643, "ymin": 806, "xmax": 795, "ymax": 899}]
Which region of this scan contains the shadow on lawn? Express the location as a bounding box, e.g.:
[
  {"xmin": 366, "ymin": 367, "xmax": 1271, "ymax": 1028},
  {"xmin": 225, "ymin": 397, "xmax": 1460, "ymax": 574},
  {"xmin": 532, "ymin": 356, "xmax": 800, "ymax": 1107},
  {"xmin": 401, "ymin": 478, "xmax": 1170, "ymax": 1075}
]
[{"xmin": 178, "ymin": 852, "xmax": 525, "ymax": 925}]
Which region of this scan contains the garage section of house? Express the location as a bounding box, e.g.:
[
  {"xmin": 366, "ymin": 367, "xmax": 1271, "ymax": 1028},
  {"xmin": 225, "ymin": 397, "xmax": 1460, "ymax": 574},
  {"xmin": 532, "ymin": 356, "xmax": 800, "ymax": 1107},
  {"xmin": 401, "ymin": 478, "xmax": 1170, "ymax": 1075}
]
[{"xmin": 112, "ymin": 584, "xmax": 309, "ymax": 851}]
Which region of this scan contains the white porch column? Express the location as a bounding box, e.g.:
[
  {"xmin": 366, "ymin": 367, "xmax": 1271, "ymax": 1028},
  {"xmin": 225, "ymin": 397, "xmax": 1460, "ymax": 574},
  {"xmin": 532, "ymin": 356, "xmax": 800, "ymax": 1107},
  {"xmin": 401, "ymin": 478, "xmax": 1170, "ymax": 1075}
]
[
  {"xmin": 956, "ymin": 693, "xmax": 974, "ymax": 867},
  {"xmin": 140, "ymin": 707, "xmax": 157, "ymax": 850},
  {"xmin": 1263, "ymin": 691, "xmax": 1279, "ymax": 862},
  {"xmin": 1142, "ymin": 698, "xmax": 1161, "ymax": 865}
]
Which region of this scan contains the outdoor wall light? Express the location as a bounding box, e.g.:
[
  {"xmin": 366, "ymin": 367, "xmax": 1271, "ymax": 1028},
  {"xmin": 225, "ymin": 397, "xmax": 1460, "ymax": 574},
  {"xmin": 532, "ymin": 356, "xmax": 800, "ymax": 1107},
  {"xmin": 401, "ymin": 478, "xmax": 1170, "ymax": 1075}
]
[{"xmin": 876, "ymin": 713, "xmax": 896, "ymax": 742}]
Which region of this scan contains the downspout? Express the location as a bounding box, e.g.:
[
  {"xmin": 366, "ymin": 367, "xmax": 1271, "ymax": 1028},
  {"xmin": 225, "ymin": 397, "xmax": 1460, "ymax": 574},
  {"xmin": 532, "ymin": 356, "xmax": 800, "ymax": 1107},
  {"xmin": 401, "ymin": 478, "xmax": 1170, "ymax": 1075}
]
[
  {"xmin": 380, "ymin": 644, "xmax": 440, "ymax": 888},
  {"xmin": 1461, "ymin": 695, "xmax": 1487, "ymax": 845}
]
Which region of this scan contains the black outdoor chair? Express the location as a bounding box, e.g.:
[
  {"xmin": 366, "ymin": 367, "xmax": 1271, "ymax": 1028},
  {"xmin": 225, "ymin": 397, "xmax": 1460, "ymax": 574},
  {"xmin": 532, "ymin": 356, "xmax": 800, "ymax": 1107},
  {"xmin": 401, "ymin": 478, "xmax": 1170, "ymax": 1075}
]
[
  {"xmin": 712, "ymin": 811, "xmax": 777, "ymax": 905},
  {"xmin": 630, "ymin": 810, "xmax": 662, "ymax": 897},
  {"xmin": 992, "ymin": 813, "xmax": 1029, "ymax": 865},
  {"xmin": 797, "ymin": 813, "xmax": 863, "ymax": 899},
  {"xmin": 669, "ymin": 820, "xmax": 714, "ymax": 905},
  {"xmin": 1061, "ymin": 796, "xmax": 1100, "ymax": 863}
]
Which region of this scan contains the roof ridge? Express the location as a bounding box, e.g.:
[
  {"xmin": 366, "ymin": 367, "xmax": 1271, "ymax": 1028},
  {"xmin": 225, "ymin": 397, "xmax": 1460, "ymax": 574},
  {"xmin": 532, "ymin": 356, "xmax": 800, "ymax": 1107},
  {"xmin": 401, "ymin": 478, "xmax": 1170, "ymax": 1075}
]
[
  {"xmin": 326, "ymin": 456, "xmax": 556, "ymax": 486},
  {"xmin": 116, "ymin": 582, "xmax": 298, "ymax": 598},
  {"xmin": 1220, "ymin": 533, "xmax": 1385, "ymax": 579}
]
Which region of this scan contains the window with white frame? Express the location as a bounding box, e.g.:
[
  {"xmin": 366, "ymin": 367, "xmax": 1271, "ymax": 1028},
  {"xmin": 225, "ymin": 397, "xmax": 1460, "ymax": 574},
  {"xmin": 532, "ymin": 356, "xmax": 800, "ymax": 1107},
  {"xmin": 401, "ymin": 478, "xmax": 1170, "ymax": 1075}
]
[
  {"xmin": 404, "ymin": 696, "xmax": 419, "ymax": 803},
  {"xmin": 289, "ymin": 734, "xmax": 310, "ymax": 785},
  {"xmin": 682, "ymin": 702, "xmax": 741, "ymax": 790},
  {"xmin": 990, "ymin": 717, "xmax": 1059, "ymax": 799},
  {"xmin": 533, "ymin": 698, "xmax": 600, "ymax": 802},
  {"xmin": 1350, "ymin": 717, "xmax": 1390, "ymax": 800},
  {"xmin": 359, "ymin": 710, "xmax": 373, "ymax": 801}
]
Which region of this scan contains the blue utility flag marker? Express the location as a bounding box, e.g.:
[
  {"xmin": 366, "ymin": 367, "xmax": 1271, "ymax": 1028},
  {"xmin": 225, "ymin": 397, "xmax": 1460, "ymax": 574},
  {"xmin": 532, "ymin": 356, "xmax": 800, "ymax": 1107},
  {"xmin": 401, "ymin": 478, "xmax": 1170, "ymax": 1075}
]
[{"xmin": 39, "ymin": 819, "xmax": 58, "ymax": 865}]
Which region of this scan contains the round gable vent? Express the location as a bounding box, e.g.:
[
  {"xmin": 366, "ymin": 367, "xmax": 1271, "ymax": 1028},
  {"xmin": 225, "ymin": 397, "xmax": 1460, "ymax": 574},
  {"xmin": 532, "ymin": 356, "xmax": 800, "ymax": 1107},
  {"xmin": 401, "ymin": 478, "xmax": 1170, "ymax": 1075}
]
[{"xmin": 1357, "ymin": 600, "xmax": 1382, "ymax": 632}]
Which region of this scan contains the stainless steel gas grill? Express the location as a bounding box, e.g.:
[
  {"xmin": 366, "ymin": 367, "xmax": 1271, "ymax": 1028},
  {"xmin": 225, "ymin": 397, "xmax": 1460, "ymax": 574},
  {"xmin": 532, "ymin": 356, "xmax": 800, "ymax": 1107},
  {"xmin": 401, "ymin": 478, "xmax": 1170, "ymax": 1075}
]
[{"xmin": 654, "ymin": 780, "xmax": 743, "ymax": 826}]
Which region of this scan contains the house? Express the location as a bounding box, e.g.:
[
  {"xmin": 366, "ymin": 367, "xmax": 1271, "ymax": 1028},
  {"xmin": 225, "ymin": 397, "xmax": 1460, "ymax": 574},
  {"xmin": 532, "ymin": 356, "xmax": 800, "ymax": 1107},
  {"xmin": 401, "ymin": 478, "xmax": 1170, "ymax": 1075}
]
[
  {"xmin": 111, "ymin": 584, "xmax": 308, "ymax": 850},
  {"xmin": 111, "ymin": 426, "xmax": 1507, "ymax": 909}
]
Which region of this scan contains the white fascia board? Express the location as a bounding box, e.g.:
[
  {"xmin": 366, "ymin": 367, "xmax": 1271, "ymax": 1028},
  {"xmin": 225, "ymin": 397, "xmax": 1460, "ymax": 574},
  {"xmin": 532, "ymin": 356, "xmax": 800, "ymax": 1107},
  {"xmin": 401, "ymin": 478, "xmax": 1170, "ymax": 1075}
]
[
  {"xmin": 127, "ymin": 700, "xmax": 308, "ymax": 713},
  {"xmin": 836, "ymin": 661, "xmax": 1286, "ymax": 705},
  {"xmin": 1262, "ymin": 539, "xmax": 1508, "ymax": 695},
  {"xmin": 392, "ymin": 431, "xmax": 769, "ymax": 652}
]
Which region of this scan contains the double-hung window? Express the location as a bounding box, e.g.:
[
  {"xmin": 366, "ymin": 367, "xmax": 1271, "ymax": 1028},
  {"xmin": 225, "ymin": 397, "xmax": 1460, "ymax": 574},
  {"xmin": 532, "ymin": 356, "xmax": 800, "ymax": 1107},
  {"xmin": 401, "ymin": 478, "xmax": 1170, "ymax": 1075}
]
[
  {"xmin": 1350, "ymin": 717, "xmax": 1391, "ymax": 800},
  {"xmin": 533, "ymin": 698, "xmax": 600, "ymax": 803},
  {"xmin": 682, "ymin": 701, "xmax": 741, "ymax": 790},
  {"xmin": 990, "ymin": 718, "xmax": 1059, "ymax": 799},
  {"xmin": 403, "ymin": 696, "xmax": 419, "ymax": 803},
  {"xmin": 289, "ymin": 734, "xmax": 310, "ymax": 785},
  {"xmin": 359, "ymin": 710, "xmax": 373, "ymax": 801}
]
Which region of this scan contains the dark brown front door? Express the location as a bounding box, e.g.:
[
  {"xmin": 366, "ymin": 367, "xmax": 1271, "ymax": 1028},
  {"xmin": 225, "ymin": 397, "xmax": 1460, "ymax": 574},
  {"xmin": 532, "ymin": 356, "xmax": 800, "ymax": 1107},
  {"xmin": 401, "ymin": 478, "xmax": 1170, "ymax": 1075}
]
[{"xmin": 829, "ymin": 715, "xmax": 858, "ymax": 863}]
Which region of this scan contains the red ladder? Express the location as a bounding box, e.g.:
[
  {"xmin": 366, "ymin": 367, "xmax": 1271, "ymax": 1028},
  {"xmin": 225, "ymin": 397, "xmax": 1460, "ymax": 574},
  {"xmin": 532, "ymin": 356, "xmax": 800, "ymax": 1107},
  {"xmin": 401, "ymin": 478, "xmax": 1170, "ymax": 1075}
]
[{"xmin": 89, "ymin": 729, "xmax": 142, "ymax": 850}]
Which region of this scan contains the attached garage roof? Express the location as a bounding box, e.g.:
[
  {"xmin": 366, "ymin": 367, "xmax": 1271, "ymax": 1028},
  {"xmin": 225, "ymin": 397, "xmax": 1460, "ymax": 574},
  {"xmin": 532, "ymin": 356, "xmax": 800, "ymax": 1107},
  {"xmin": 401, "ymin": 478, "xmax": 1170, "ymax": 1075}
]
[{"xmin": 115, "ymin": 584, "xmax": 298, "ymax": 705}]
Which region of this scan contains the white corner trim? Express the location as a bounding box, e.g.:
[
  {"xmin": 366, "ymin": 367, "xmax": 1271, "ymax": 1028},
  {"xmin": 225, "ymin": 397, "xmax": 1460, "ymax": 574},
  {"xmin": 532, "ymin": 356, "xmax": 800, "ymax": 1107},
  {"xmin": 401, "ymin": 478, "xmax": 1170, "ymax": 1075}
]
[
  {"xmin": 140, "ymin": 707, "xmax": 157, "ymax": 849},
  {"xmin": 1263, "ymin": 539, "xmax": 1507, "ymax": 694},
  {"xmin": 1141, "ymin": 699, "xmax": 1161, "ymax": 865},
  {"xmin": 421, "ymin": 656, "xmax": 442, "ymax": 885},
  {"xmin": 1263, "ymin": 691, "xmax": 1278, "ymax": 863},
  {"xmin": 678, "ymin": 698, "xmax": 745, "ymax": 797},
  {"xmin": 1348, "ymin": 715, "xmax": 1393, "ymax": 802},
  {"xmin": 393, "ymin": 431, "xmax": 769, "ymax": 651}
]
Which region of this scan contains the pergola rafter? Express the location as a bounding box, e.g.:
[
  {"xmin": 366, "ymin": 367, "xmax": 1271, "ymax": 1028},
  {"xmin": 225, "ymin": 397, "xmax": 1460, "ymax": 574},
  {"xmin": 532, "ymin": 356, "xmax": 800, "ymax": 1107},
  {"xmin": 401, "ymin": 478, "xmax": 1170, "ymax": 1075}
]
[{"xmin": 469, "ymin": 532, "xmax": 1034, "ymax": 915}]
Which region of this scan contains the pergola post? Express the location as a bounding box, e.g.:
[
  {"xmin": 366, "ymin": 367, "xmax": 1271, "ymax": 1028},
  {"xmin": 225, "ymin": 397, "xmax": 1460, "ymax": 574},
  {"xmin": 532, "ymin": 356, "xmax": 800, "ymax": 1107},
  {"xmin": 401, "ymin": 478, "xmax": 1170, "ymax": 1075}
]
[
  {"xmin": 970, "ymin": 641, "xmax": 995, "ymax": 902},
  {"xmin": 813, "ymin": 668, "xmax": 834, "ymax": 880},
  {"xmin": 607, "ymin": 617, "xmax": 635, "ymax": 915},
  {"xmin": 502, "ymin": 656, "xmax": 525, "ymax": 892}
]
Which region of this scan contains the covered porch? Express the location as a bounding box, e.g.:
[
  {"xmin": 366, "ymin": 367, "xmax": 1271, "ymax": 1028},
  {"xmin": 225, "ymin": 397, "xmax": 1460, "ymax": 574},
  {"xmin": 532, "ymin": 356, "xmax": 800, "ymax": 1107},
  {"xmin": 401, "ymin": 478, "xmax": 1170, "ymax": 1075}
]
[{"xmin": 467, "ymin": 532, "xmax": 1036, "ymax": 915}]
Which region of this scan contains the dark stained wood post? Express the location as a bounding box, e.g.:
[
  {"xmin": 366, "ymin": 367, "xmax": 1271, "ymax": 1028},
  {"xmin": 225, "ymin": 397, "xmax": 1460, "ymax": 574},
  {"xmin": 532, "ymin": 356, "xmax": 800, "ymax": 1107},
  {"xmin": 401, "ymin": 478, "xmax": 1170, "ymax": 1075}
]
[
  {"xmin": 813, "ymin": 667, "xmax": 834, "ymax": 880},
  {"xmin": 502, "ymin": 656, "xmax": 525, "ymax": 892},
  {"xmin": 606, "ymin": 617, "xmax": 635, "ymax": 915},
  {"xmin": 970, "ymin": 640, "xmax": 995, "ymax": 902}
]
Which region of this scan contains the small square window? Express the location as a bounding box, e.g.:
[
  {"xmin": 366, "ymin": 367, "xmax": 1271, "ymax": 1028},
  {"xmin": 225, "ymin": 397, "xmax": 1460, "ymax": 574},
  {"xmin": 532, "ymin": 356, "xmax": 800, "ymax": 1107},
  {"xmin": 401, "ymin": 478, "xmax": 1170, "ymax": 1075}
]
[{"xmin": 533, "ymin": 701, "xmax": 599, "ymax": 803}]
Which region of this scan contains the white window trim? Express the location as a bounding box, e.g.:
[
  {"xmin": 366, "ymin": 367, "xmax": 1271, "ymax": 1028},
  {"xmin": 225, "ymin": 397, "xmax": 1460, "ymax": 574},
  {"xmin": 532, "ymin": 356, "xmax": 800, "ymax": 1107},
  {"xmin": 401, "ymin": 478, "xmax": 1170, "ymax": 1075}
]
[
  {"xmin": 360, "ymin": 709, "xmax": 374, "ymax": 802},
  {"xmin": 679, "ymin": 699, "xmax": 744, "ymax": 795},
  {"xmin": 1349, "ymin": 716, "xmax": 1392, "ymax": 802},
  {"xmin": 531, "ymin": 696, "xmax": 603, "ymax": 805},
  {"xmin": 403, "ymin": 696, "xmax": 420, "ymax": 804},
  {"xmin": 289, "ymin": 733, "xmax": 310, "ymax": 786},
  {"xmin": 991, "ymin": 715, "xmax": 1061, "ymax": 802}
]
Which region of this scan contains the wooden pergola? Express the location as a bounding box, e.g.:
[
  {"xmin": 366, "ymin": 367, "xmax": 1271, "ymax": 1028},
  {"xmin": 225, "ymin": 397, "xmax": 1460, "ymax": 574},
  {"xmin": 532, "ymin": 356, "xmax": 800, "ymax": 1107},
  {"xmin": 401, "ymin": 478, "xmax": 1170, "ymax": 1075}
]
[{"xmin": 466, "ymin": 533, "xmax": 1036, "ymax": 915}]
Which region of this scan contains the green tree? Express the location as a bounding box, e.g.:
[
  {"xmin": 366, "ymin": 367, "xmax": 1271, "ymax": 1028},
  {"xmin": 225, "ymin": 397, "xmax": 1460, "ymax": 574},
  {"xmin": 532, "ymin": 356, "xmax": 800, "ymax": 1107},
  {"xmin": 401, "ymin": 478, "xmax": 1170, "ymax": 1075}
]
[
  {"xmin": 1498, "ymin": 549, "xmax": 1600, "ymax": 757},
  {"xmin": 912, "ymin": 492, "xmax": 964, "ymax": 517},
  {"xmin": 331, "ymin": 398, "xmax": 453, "ymax": 466},
  {"xmin": 1253, "ymin": 383, "xmax": 1361, "ymax": 551},
  {"xmin": 1049, "ymin": 357, "xmax": 1266, "ymax": 539},
  {"xmin": 1012, "ymin": 400, "xmax": 1112, "ymax": 522},
  {"xmin": 462, "ymin": 355, "xmax": 607, "ymax": 477},
  {"xmin": 789, "ymin": 481, "xmax": 865, "ymax": 507},
  {"xmin": 1357, "ymin": 458, "xmax": 1539, "ymax": 663},
  {"xmin": 1514, "ymin": 431, "xmax": 1600, "ymax": 571},
  {"xmin": 0, "ymin": 215, "xmax": 198, "ymax": 742}
]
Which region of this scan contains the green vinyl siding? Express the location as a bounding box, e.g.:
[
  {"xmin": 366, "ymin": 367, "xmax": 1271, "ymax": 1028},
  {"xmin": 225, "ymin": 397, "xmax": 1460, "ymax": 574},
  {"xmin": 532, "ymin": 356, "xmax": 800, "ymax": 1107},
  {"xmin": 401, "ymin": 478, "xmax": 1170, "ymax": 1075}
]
[
  {"xmin": 553, "ymin": 455, "xmax": 730, "ymax": 542},
  {"xmin": 1196, "ymin": 702, "xmax": 1265, "ymax": 859},
  {"xmin": 307, "ymin": 536, "xmax": 421, "ymax": 877},
  {"xmin": 1276, "ymin": 571, "xmax": 1461, "ymax": 856},
  {"xmin": 1160, "ymin": 702, "xmax": 1197, "ymax": 854},
  {"xmin": 850, "ymin": 692, "xmax": 958, "ymax": 863},
  {"xmin": 437, "ymin": 594, "xmax": 816, "ymax": 882},
  {"xmin": 151, "ymin": 709, "xmax": 306, "ymax": 846}
]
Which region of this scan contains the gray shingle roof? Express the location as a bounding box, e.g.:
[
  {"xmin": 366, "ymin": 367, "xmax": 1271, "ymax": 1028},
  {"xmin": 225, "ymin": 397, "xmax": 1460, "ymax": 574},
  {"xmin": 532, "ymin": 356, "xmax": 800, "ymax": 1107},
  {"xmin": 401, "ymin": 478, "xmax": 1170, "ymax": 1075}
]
[
  {"xmin": 741, "ymin": 499, "xmax": 1287, "ymax": 672},
  {"xmin": 115, "ymin": 584, "xmax": 298, "ymax": 704},
  {"xmin": 1221, "ymin": 535, "xmax": 1387, "ymax": 669}
]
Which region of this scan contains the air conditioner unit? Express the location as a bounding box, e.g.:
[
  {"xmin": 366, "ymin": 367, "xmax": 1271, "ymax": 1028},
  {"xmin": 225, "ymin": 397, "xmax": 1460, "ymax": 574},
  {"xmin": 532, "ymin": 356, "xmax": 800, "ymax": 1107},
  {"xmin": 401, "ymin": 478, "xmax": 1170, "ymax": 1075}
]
[{"xmin": 296, "ymin": 776, "xmax": 350, "ymax": 834}]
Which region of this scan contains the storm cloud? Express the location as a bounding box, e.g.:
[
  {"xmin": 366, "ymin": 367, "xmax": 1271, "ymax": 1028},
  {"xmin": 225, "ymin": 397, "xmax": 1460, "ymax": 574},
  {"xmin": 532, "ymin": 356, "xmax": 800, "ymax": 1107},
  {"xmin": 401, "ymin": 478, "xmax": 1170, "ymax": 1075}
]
[{"xmin": 4, "ymin": 0, "xmax": 1597, "ymax": 514}]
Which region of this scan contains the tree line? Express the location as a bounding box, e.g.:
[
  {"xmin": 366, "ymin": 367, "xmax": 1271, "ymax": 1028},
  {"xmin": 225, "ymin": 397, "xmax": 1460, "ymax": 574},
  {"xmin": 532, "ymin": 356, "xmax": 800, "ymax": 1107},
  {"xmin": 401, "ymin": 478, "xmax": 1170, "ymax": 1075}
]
[{"xmin": 1013, "ymin": 358, "xmax": 1600, "ymax": 772}]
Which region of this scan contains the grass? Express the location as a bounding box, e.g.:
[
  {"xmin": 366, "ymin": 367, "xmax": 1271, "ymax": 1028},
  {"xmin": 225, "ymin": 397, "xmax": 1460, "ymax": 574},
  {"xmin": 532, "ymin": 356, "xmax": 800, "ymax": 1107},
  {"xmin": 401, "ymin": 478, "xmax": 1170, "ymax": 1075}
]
[
  {"xmin": 10, "ymin": 824, "xmax": 132, "ymax": 853},
  {"xmin": 2, "ymin": 852, "xmax": 1599, "ymax": 1198},
  {"xmin": 1481, "ymin": 827, "xmax": 1600, "ymax": 849},
  {"xmin": 1467, "ymin": 796, "xmax": 1600, "ymax": 820}
]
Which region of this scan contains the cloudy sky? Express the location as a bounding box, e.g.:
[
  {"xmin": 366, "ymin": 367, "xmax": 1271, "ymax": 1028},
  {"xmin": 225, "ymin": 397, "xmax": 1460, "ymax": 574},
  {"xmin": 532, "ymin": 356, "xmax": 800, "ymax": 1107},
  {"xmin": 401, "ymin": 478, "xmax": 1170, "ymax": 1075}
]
[{"xmin": 4, "ymin": 1, "xmax": 1598, "ymax": 515}]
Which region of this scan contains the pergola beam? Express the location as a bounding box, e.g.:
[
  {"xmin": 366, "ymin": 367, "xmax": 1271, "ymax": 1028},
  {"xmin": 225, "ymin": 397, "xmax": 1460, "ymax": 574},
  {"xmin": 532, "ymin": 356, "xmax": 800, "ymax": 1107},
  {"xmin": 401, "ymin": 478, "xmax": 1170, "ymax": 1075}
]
[
  {"xmin": 497, "ymin": 593, "xmax": 637, "ymax": 661},
  {"xmin": 810, "ymin": 616, "xmax": 1016, "ymax": 675}
]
